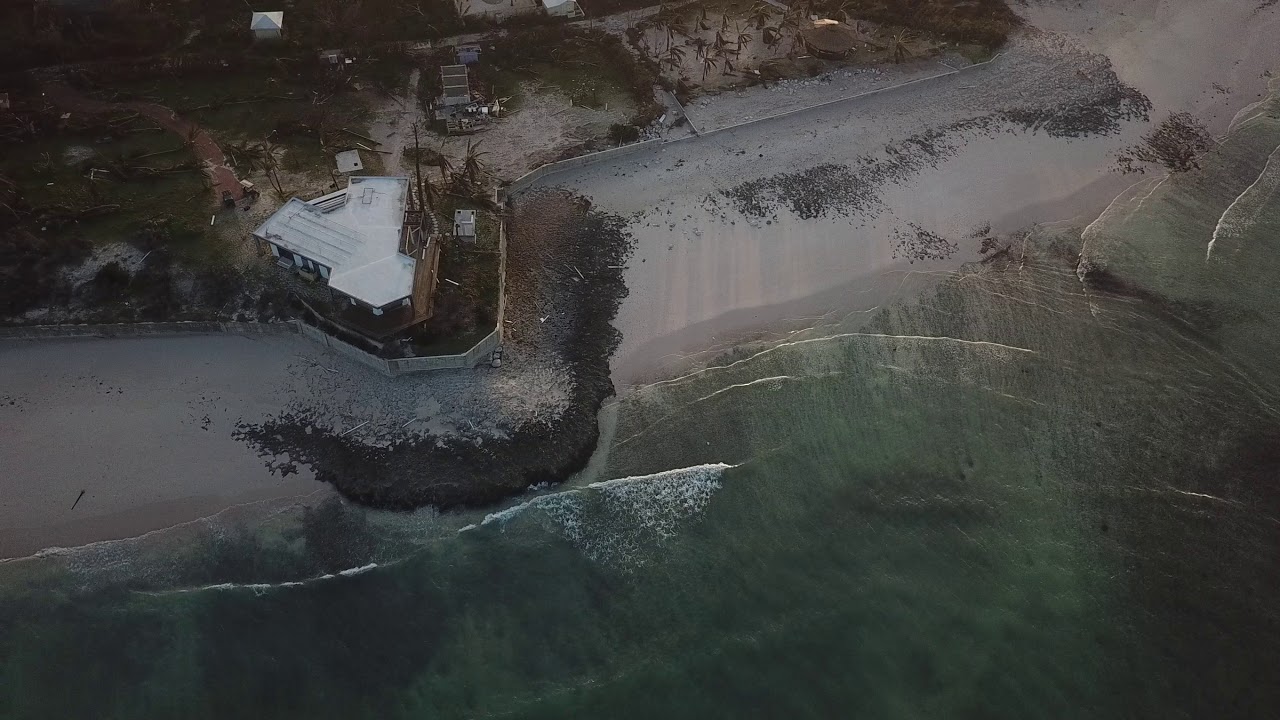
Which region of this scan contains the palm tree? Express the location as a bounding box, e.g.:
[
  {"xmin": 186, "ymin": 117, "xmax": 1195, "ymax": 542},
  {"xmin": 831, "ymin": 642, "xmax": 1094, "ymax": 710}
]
[
  {"xmin": 695, "ymin": 6, "xmax": 711, "ymax": 32},
  {"xmin": 262, "ymin": 144, "xmax": 286, "ymax": 199},
  {"xmin": 713, "ymin": 30, "xmax": 729, "ymax": 54},
  {"xmin": 700, "ymin": 55, "xmax": 719, "ymax": 81},
  {"xmin": 762, "ymin": 25, "xmax": 782, "ymax": 51},
  {"xmin": 663, "ymin": 44, "xmax": 687, "ymax": 72},
  {"xmin": 747, "ymin": 2, "xmax": 773, "ymax": 30},
  {"xmin": 887, "ymin": 31, "xmax": 916, "ymax": 64},
  {"xmin": 434, "ymin": 142, "xmax": 453, "ymax": 183},
  {"xmin": 690, "ymin": 36, "xmax": 711, "ymax": 60},
  {"xmin": 665, "ymin": 17, "xmax": 689, "ymax": 52},
  {"xmin": 734, "ymin": 22, "xmax": 753, "ymax": 55},
  {"xmin": 649, "ymin": 15, "xmax": 670, "ymax": 53},
  {"xmin": 462, "ymin": 139, "xmax": 489, "ymax": 187}
]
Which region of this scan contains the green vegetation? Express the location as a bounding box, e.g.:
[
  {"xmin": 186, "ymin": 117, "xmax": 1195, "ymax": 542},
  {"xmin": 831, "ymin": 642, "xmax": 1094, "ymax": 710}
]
[
  {"xmin": 0, "ymin": 0, "xmax": 461, "ymax": 72},
  {"xmin": 407, "ymin": 200, "xmax": 501, "ymax": 356},
  {"xmin": 79, "ymin": 59, "xmax": 381, "ymax": 184},
  {"xmin": 811, "ymin": 0, "xmax": 1020, "ymax": 49},
  {"xmin": 487, "ymin": 26, "xmax": 665, "ymax": 127},
  {"xmin": 608, "ymin": 123, "xmax": 642, "ymax": 143}
]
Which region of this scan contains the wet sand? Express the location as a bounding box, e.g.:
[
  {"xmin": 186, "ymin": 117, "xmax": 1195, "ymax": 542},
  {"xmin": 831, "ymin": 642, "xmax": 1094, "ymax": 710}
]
[{"xmin": 0, "ymin": 335, "xmax": 328, "ymax": 558}]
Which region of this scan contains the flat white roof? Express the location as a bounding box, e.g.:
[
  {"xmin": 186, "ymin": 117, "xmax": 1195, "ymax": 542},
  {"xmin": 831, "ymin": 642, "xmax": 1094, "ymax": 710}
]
[
  {"xmin": 250, "ymin": 11, "xmax": 284, "ymax": 30},
  {"xmin": 335, "ymin": 149, "xmax": 363, "ymax": 173},
  {"xmin": 253, "ymin": 177, "xmax": 416, "ymax": 307}
]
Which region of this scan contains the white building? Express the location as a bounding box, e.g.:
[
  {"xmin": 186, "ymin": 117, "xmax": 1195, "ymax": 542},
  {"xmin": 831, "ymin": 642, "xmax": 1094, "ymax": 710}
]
[
  {"xmin": 542, "ymin": 0, "xmax": 584, "ymax": 18},
  {"xmin": 253, "ymin": 177, "xmax": 420, "ymax": 315},
  {"xmin": 250, "ymin": 11, "xmax": 284, "ymax": 41},
  {"xmin": 454, "ymin": 209, "xmax": 477, "ymax": 242}
]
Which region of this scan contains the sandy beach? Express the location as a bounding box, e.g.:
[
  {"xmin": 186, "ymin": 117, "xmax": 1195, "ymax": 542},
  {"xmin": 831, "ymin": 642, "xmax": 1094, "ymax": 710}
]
[
  {"xmin": 0, "ymin": 327, "xmax": 577, "ymax": 558},
  {"xmin": 528, "ymin": 0, "xmax": 1280, "ymax": 387},
  {"xmin": 0, "ymin": 335, "xmax": 325, "ymax": 558}
]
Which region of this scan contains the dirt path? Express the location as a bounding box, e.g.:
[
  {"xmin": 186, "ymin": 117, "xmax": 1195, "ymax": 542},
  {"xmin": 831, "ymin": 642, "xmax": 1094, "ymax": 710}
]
[{"xmin": 42, "ymin": 83, "xmax": 242, "ymax": 205}]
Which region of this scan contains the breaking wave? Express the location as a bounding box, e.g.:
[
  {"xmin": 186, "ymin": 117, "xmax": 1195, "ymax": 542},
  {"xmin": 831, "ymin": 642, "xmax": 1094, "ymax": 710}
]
[
  {"xmin": 470, "ymin": 463, "xmax": 734, "ymax": 568},
  {"xmin": 138, "ymin": 562, "xmax": 384, "ymax": 597}
]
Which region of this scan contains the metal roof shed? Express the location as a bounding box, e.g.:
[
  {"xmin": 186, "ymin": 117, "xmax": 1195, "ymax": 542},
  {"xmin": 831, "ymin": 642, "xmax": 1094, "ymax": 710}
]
[
  {"xmin": 250, "ymin": 11, "xmax": 284, "ymax": 40},
  {"xmin": 440, "ymin": 65, "xmax": 471, "ymax": 107}
]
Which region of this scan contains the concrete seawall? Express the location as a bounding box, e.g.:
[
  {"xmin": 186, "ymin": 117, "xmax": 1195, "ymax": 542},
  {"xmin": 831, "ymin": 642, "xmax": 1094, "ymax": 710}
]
[{"xmin": 0, "ymin": 319, "xmax": 498, "ymax": 377}]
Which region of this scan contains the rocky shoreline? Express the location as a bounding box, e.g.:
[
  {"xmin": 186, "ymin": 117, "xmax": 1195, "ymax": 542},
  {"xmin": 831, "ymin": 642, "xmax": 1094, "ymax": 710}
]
[{"xmin": 233, "ymin": 189, "xmax": 633, "ymax": 510}]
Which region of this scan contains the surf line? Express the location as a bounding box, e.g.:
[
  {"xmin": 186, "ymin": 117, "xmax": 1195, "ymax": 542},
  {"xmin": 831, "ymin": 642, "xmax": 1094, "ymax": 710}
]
[
  {"xmin": 1207, "ymin": 140, "xmax": 1280, "ymax": 261},
  {"xmin": 136, "ymin": 562, "xmax": 387, "ymax": 597},
  {"xmin": 459, "ymin": 462, "xmax": 739, "ymax": 533},
  {"xmin": 0, "ymin": 488, "xmax": 331, "ymax": 567}
]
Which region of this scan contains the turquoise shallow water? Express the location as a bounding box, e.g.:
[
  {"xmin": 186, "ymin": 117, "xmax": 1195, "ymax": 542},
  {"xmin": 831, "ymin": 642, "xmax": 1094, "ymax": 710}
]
[{"xmin": 3, "ymin": 97, "xmax": 1280, "ymax": 719}]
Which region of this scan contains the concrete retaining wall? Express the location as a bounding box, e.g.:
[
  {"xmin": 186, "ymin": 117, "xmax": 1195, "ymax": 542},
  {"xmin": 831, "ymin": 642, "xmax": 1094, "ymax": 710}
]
[
  {"xmin": 503, "ymin": 52, "xmax": 1007, "ymax": 200},
  {"xmin": 0, "ymin": 320, "xmax": 292, "ymax": 340},
  {"xmin": 501, "ymin": 137, "xmax": 665, "ymax": 201},
  {"xmin": 1, "ymin": 318, "xmax": 500, "ymax": 377},
  {"xmin": 385, "ymin": 328, "xmax": 500, "ymax": 374}
]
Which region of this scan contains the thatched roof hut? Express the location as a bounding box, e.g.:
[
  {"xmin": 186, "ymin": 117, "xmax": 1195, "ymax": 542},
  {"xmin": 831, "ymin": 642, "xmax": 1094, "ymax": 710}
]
[{"xmin": 799, "ymin": 20, "xmax": 868, "ymax": 59}]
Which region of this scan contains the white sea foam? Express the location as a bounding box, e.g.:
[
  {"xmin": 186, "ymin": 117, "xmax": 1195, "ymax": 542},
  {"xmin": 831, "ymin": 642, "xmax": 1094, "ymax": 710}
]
[
  {"xmin": 470, "ymin": 463, "xmax": 734, "ymax": 568},
  {"xmin": 139, "ymin": 562, "xmax": 384, "ymax": 596},
  {"xmin": 1207, "ymin": 141, "xmax": 1280, "ymax": 260}
]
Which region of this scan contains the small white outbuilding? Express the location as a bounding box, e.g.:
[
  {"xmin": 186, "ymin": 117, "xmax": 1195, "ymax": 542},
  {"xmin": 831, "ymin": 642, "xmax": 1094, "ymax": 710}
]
[
  {"xmin": 541, "ymin": 0, "xmax": 584, "ymax": 18},
  {"xmin": 454, "ymin": 209, "xmax": 477, "ymax": 242},
  {"xmin": 250, "ymin": 11, "xmax": 284, "ymax": 41}
]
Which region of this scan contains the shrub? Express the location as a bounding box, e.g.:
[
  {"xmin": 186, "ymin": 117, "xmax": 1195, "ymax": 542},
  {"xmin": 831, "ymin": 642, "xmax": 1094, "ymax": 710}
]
[
  {"xmin": 607, "ymin": 123, "xmax": 641, "ymax": 144},
  {"xmin": 0, "ymin": 228, "xmax": 91, "ymax": 317},
  {"xmin": 92, "ymin": 261, "xmax": 132, "ymax": 301}
]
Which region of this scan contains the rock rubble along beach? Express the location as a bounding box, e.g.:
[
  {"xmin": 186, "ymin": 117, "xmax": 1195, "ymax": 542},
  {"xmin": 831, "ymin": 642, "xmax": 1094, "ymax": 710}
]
[
  {"xmin": 711, "ymin": 34, "xmax": 1151, "ymax": 226},
  {"xmin": 233, "ymin": 189, "xmax": 633, "ymax": 510}
]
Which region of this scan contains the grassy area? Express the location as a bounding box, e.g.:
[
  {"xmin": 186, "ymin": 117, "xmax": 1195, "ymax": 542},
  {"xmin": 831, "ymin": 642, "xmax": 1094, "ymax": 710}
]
[
  {"xmin": 100, "ymin": 70, "xmax": 378, "ymax": 180},
  {"xmin": 0, "ymin": 130, "xmax": 211, "ymax": 254},
  {"xmin": 485, "ymin": 26, "xmax": 664, "ymax": 127}
]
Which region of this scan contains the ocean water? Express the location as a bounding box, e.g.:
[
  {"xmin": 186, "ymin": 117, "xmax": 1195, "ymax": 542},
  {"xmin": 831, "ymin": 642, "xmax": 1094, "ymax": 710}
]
[{"xmin": 4, "ymin": 98, "xmax": 1280, "ymax": 720}]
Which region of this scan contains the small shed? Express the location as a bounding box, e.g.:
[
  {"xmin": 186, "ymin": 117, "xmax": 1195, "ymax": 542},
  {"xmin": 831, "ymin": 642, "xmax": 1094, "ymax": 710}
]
[
  {"xmin": 335, "ymin": 150, "xmax": 364, "ymax": 174},
  {"xmin": 542, "ymin": 0, "xmax": 584, "ymax": 18},
  {"xmin": 250, "ymin": 11, "xmax": 284, "ymax": 41},
  {"xmin": 456, "ymin": 44, "xmax": 482, "ymax": 65},
  {"xmin": 454, "ymin": 209, "xmax": 477, "ymax": 241},
  {"xmin": 319, "ymin": 49, "xmax": 345, "ymax": 66},
  {"xmin": 440, "ymin": 65, "xmax": 471, "ymax": 107}
]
